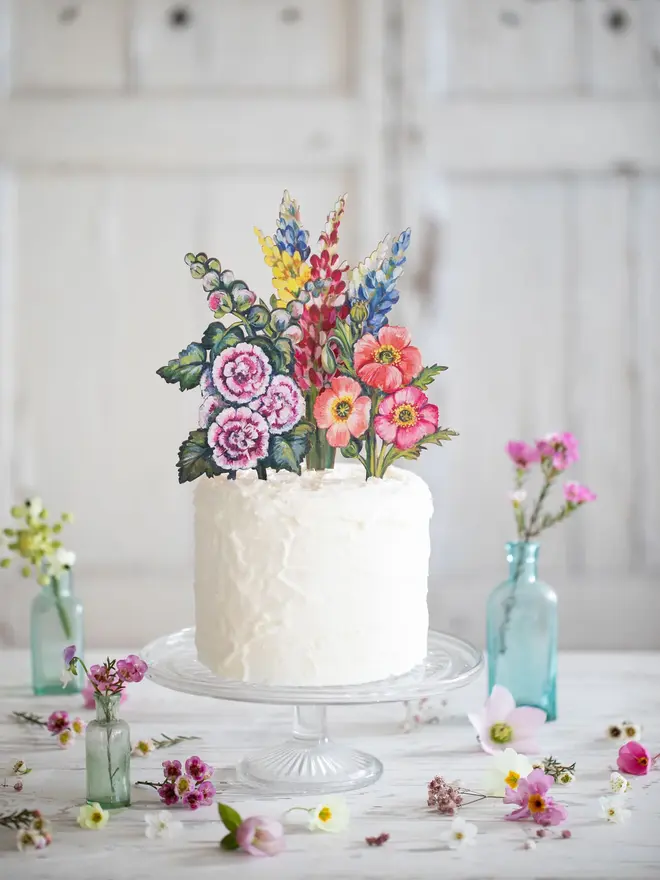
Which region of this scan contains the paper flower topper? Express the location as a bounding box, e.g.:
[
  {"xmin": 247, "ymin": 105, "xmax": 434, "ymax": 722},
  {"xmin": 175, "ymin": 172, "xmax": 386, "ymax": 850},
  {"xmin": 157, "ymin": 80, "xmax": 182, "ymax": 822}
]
[{"xmin": 157, "ymin": 192, "xmax": 456, "ymax": 482}]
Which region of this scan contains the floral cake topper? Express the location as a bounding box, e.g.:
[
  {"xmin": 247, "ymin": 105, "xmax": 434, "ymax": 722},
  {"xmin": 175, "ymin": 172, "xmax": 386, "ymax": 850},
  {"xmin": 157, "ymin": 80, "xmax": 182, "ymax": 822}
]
[{"xmin": 157, "ymin": 192, "xmax": 456, "ymax": 482}]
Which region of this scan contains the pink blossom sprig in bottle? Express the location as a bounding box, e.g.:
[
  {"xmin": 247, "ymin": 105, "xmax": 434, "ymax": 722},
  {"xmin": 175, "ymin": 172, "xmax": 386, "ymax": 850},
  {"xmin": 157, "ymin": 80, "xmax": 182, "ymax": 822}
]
[
  {"xmin": 486, "ymin": 433, "xmax": 596, "ymax": 721},
  {"xmin": 63, "ymin": 647, "xmax": 147, "ymax": 809}
]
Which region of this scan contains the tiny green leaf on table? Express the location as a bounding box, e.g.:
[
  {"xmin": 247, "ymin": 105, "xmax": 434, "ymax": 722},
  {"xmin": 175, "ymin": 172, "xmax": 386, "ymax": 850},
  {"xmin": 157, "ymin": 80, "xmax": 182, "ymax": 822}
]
[
  {"xmin": 218, "ymin": 803, "xmax": 243, "ymax": 834},
  {"xmin": 412, "ymin": 364, "xmax": 448, "ymax": 391},
  {"xmin": 156, "ymin": 343, "xmax": 206, "ymax": 391},
  {"xmin": 220, "ymin": 832, "xmax": 240, "ymax": 851}
]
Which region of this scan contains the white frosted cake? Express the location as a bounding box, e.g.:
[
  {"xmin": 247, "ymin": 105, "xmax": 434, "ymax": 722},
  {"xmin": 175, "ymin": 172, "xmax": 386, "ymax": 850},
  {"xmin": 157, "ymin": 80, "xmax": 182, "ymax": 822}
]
[{"xmin": 194, "ymin": 464, "xmax": 433, "ymax": 686}]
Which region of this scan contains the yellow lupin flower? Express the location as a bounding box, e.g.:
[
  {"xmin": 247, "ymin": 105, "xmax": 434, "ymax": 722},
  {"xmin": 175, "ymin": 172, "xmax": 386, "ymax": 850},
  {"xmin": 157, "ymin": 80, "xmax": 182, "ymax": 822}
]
[{"xmin": 254, "ymin": 228, "xmax": 311, "ymax": 306}]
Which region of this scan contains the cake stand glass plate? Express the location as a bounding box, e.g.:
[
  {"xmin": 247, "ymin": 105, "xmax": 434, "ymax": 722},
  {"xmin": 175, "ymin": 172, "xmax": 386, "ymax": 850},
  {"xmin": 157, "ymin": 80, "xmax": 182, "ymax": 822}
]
[{"xmin": 143, "ymin": 628, "xmax": 483, "ymax": 796}]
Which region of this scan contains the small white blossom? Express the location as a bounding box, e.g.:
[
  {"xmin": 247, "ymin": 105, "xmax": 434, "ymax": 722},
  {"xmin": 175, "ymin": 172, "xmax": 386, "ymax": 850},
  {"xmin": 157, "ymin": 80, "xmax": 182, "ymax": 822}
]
[
  {"xmin": 557, "ymin": 770, "xmax": 575, "ymax": 786},
  {"xmin": 523, "ymin": 838, "xmax": 536, "ymax": 850},
  {"xmin": 483, "ymin": 748, "xmax": 534, "ymax": 797},
  {"xmin": 621, "ymin": 721, "xmax": 642, "ymax": 741},
  {"xmin": 308, "ymin": 797, "xmax": 350, "ymax": 833},
  {"xmin": 442, "ymin": 816, "xmax": 478, "ymax": 851},
  {"xmin": 16, "ymin": 829, "xmax": 48, "ymax": 851},
  {"xmin": 508, "ymin": 490, "xmax": 527, "ymax": 505},
  {"xmin": 599, "ymin": 796, "xmax": 631, "ymax": 824},
  {"xmin": 610, "ymin": 772, "xmax": 631, "ymax": 794},
  {"xmin": 144, "ymin": 811, "xmax": 182, "ymax": 840},
  {"xmin": 133, "ymin": 739, "xmax": 155, "ymax": 757},
  {"xmin": 60, "ymin": 667, "xmax": 74, "ymax": 687}
]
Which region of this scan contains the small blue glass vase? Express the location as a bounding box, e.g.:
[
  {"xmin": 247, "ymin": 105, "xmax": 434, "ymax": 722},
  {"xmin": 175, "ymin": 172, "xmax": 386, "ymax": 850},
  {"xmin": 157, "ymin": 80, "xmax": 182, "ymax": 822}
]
[
  {"xmin": 30, "ymin": 569, "xmax": 84, "ymax": 696},
  {"xmin": 486, "ymin": 541, "xmax": 557, "ymax": 721}
]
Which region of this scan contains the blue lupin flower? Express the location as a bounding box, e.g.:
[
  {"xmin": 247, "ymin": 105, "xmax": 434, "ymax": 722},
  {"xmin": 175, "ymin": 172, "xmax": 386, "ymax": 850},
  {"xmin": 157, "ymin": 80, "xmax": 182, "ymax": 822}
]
[
  {"xmin": 358, "ymin": 229, "xmax": 411, "ymax": 334},
  {"xmin": 274, "ymin": 191, "xmax": 311, "ymax": 262}
]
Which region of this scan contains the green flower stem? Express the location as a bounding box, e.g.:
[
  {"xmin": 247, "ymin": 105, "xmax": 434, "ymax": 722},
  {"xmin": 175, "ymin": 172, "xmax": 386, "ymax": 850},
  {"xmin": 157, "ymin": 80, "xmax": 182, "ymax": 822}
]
[
  {"xmin": 12, "ymin": 711, "xmax": 47, "ymax": 727},
  {"xmin": 134, "ymin": 780, "xmax": 160, "ymax": 791},
  {"xmin": 365, "ymin": 390, "xmax": 380, "ymax": 478},
  {"xmin": 50, "ymin": 576, "xmax": 73, "ymax": 641}
]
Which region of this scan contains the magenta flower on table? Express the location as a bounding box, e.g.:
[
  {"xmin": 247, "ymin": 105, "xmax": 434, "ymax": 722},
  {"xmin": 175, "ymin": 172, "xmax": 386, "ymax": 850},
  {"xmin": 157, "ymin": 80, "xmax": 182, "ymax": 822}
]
[
  {"xmin": 46, "ymin": 710, "xmax": 70, "ymax": 733},
  {"xmin": 198, "ymin": 394, "xmax": 223, "ymax": 428},
  {"xmin": 157, "ymin": 782, "xmax": 179, "ymax": 806},
  {"xmin": 208, "ymin": 407, "xmax": 269, "ymax": 470},
  {"xmin": 467, "ymin": 685, "xmax": 546, "ymax": 755},
  {"xmin": 235, "ymin": 816, "xmax": 285, "ymax": 857},
  {"xmin": 563, "ymin": 481, "xmax": 597, "ymax": 504},
  {"xmin": 185, "ymin": 755, "xmax": 212, "ymax": 783},
  {"xmin": 505, "ymin": 441, "xmax": 540, "ymax": 469},
  {"xmin": 197, "ymin": 780, "xmax": 216, "ymax": 805},
  {"xmin": 174, "ymin": 775, "xmax": 196, "ymax": 799},
  {"xmin": 116, "ymin": 654, "xmax": 148, "ymax": 684},
  {"xmin": 617, "ymin": 741, "xmax": 655, "ymax": 776},
  {"xmin": 504, "ymin": 769, "xmax": 568, "ymax": 826},
  {"xmin": 162, "ymin": 759, "xmax": 182, "ymax": 781},
  {"xmin": 212, "ymin": 342, "xmax": 272, "ymax": 403},
  {"xmin": 536, "ymin": 432, "xmax": 579, "ymax": 471},
  {"xmin": 250, "ymin": 375, "xmax": 304, "ymax": 434}
]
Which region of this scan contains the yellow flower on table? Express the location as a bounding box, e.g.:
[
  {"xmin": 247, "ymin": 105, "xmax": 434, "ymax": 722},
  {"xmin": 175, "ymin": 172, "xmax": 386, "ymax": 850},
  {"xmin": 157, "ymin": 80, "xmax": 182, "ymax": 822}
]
[
  {"xmin": 77, "ymin": 802, "xmax": 109, "ymax": 830},
  {"xmin": 308, "ymin": 796, "xmax": 350, "ymax": 833}
]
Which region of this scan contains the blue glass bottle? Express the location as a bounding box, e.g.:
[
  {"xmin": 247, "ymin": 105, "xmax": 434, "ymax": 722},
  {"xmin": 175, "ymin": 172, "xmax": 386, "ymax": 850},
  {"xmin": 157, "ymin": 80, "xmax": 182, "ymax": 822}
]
[
  {"xmin": 30, "ymin": 569, "xmax": 84, "ymax": 695},
  {"xmin": 486, "ymin": 541, "xmax": 557, "ymax": 720}
]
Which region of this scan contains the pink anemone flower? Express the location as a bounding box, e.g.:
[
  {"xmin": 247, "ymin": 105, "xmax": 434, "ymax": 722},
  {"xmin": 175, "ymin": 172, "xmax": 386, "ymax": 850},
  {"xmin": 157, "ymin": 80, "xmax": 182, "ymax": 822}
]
[
  {"xmin": 374, "ymin": 386, "xmax": 438, "ymax": 450},
  {"xmin": 313, "ymin": 377, "xmax": 371, "ymax": 448},
  {"xmin": 353, "ymin": 326, "xmax": 422, "ymax": 393}
]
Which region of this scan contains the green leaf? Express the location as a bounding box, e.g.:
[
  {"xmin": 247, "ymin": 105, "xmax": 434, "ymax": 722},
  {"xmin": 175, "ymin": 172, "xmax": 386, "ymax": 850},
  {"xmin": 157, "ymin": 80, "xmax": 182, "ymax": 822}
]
[
  {"xmin": 247, "ymin": 336, "xmax": 277, "ymax": 364},
  {"xmin": 201, "ymin": 323, "xmax": 245, "ymax": 357},
  {"xmin": 220, "ymin": 832, "xmax": 240, "ymax": 851},
  {"xmin": 288, "ymin": 420, "xmax": 315, "ymax": 438},
  {"xmin": 268, "ymin": 430, "xmax": 310, "ymax": 474},
  {"xmin": 156, "ymin": 343, "xmax": 206, "ymax": 391},
  {"xmin": 177, "ymin": 430, "xmax": 221, "ymax": 484},
  {"xmin": 273, "ymin": 337, "xmax": 294, "ymax": 372},
  {"xmin": 411, "ymin": 364, "xmax": 449, "ymax": 391},
  {"xmin": 246, "ymin": 305, "xmax": 270, "ymax": 330},
  {"xmin": 218, "ymin": 803, "xmax": 243, "ymax": 834}
]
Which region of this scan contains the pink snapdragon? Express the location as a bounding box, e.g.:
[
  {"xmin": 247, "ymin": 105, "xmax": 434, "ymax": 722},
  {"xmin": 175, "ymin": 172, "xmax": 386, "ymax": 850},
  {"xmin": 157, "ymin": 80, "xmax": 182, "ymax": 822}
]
[
  {"xmin": 504, "ymin": 769, "xmax": 568, "ymax": 826},
  {"xmin": 563, "ymin": 482, "xmax": 597, "ymax": 504},
  {"xmin": 235, "ymin": 816, "xmax": 285, "ymax": 857},
  {"xmin": 506, "ymin": 441, "xmax": 540, "ymax": 470}
]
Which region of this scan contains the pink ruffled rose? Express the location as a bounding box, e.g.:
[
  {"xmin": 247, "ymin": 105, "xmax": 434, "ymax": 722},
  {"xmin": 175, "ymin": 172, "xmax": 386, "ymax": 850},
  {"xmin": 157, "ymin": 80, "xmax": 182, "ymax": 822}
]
[
  {"xmin": 212, "ymin": 343, "xmax": 272, "ymax": 404},
  {"xmin": 235, "ymin": 816, "xmax": 285, "ymax": 857},
  {"xmin": 563, "ymin": 481, "xmax": 596, "ymax": 504},
  {"xmin": 208, "ymin": 406, "xmax": 269, "ymax": 470},
  {"xmin": 617, "ymin": 741, "xmax": 652, "ymax": 776},
  {"xmin": 536, "ymin": 432, "xmax": 579, "ymax": 471},
  {"xmin": 199, "ymin": 394, "xmax": 223, "ymax": 428},
  {"xmin": 374, "ymin": 386, "xmax": 438, "ymax": 450},
  {"xmin": 467, "ymin": 685, "xmax": 546, "ymax": 755},
  {"xmin": 506, "ymin": 441, "xmax": 540, "ymax": 469},
  {"xmin": 251, "ymin": 375, "xmax": 304, "ymax": 435},
  {"xmin": 504, "ymin": 769, "xmax": 567, "ymax": 826}
]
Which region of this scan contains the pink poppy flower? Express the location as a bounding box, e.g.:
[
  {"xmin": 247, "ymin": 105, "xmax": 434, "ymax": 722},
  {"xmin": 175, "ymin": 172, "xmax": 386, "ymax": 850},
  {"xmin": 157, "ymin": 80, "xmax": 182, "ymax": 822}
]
[
  {"xmin": 353, "ymin": 326, "xmax": 422, "ymax": 392},
  {"xmin": 467, "ymin": 685, "xmax": 546, "ymax": 755},
  {"xmin": 235, "ymin": 816, "xmax": 285, "ymax": 857},
  {"xmin": 563, "ymin": 481, "xmax": 597, "ymax": 504},
  {"xmin": 617, "ymin": 741, "xmax": 653, "ymax": 776},
  {"xmin": 313, "ymin": 377, "xmax": 371, "ymax": 448},
  {"xmin": 212, "ymin": 342, "xmax": 272, "ymax": 404},
  {"xmin": 250, "ymin": 375, "xmax": 304, "ymax": 435},
  {"xmin": 506, "ymin": 441, "xmax": 540, "ymax": 469},
  {"xmin": 536, "ymin": 432, "xmax": 579, "ymax": 471},
  {"xmin": 208, "ymin": 407, "xmax": 269, "ymax": 470},
  {"xmin": 504, "ymin": 769, "xmax": 567, "ymax": 826},
  {"xmin": 374, "ymin": 386, "xmax": 438, "ymax": 450}
]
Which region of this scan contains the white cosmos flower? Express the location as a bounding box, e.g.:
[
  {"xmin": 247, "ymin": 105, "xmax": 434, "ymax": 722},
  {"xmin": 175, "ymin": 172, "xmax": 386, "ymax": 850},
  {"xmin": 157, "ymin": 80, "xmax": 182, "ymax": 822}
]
[
  {"xmin": 610, "ymin": 772, "xmax": 631, "ymax": 794},
  {"xmin": 621, "ymin": 721, "xmax": 642, "ymax": 741},
  {"xmin": 308, "ymin": 796, "xmax": 350, "ymax": 833},
  {"xmin": 144, "ymin": 811, "xmax": 182, "ymax": 840},
  {"xmin": 483, "ymin": 748, "xmax": 534, "ymax": 797},
  {"xmin": 599, "ymin": 796, "xmax": 631, "ymax": 824},
  {"xmin": 442, "ymin": 816, "xmax": 478, "ymax": 850}
]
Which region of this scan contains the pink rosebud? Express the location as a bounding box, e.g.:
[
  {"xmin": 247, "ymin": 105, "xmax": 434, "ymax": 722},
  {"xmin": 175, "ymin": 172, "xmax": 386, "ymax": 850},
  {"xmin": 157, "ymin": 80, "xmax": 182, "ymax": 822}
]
[
  {"xmin": 617, "ymin": 741, "xmax": 652, "ymax": 776},
  {"xmin": 506, "ymin": 441, "xmax": 540, "ymax": 469},
  {"xmin": 14, "ymin": 779, "xmax": 23, "ymax": 792},
  {"xmin": 235, "ymin": 816, "xmax": 285, "ymax": 857},
  {"xmin": 563, "ymin": 482, "xmax": 597, "ymax": 504},
  {"xmin": 561, "ymin": 829, "xmax": 572, "ymax": 839},
  {"xmin": 208, "ymin": 292, "xmax": 222, "ymax": 311}
]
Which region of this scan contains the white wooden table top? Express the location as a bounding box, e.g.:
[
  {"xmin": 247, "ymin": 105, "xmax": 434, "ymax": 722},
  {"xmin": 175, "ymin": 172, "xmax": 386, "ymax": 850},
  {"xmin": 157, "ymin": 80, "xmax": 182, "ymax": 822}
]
[{"xmin": 1, "ymin": 649, "xmax": 659, "ymax": 879}]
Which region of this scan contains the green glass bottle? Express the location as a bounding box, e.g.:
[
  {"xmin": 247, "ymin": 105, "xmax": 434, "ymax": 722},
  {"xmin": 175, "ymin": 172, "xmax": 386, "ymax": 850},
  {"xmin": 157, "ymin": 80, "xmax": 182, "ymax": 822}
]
[
  {"xmin": 30, "ymin": 569, "xmax": 84, "ymax": 695},
  {"xmin": 85, "ymin": 694, "xmax": 131, "ymax": 809}
]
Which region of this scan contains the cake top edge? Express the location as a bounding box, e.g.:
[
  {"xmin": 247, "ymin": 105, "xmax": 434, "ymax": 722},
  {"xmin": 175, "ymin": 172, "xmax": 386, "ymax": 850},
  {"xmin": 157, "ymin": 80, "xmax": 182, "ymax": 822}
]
[{"xmin": 157, "ymin": 190, "xmax": 458, "ymax": 485}]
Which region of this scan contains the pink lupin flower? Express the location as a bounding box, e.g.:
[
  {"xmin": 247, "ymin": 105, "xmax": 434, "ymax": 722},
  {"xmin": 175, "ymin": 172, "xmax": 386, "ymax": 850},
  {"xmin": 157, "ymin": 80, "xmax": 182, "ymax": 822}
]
[
  {"xmin": 235, "ymin": 816, "xmax": 285, "ymax": 857},
  {"xmin": 563, "ymin": 482, "xmax": 597, "ymax": 504},
  {"xmin": 467, "ymin": 685, "xmax": 546, "ymax": 755}
]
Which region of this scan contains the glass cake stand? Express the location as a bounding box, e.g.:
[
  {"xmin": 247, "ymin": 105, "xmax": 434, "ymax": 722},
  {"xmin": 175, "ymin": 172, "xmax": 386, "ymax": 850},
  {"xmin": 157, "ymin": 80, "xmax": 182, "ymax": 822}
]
[{"xmin": 142, "ymin": 627, "xmax": 483, "ymax": 796}]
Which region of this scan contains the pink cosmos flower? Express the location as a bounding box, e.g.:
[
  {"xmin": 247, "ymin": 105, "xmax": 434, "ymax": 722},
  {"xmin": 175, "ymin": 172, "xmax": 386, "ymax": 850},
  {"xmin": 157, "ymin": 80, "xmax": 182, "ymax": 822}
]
[
  {"xmin": 354, "ymin": 326, "xmax": 422, "ymax": 392},
  {"xmin": 157, "ymin": 782, "xmax": 179, "ymax": 806},
  {"xmin": 82, "ymin": 681, "xmax": 127, "ymax": 709},
  {"xmin": 617, "ymin": 741, "xmax": 653, "ymax": 776},
  {"xmin": 198, "ymin": 394, "xmax": 223, "ymax": 428},
  {"xmin": 536, "ymin": 432, "xmax": 579, "ymax": 471},
  {"xmin": 116, "ymin": 654, "xmax": 148, "ymax": 684},
  {"xmin": 235, "ymin": 816, "xmax": 285, "ymax": 857},
  {"xmin": 208, "ymin": 406, "xmax": 269, "ymax": 470},
  {"xmin": 46, "ymin": 711, "xmax": 70, "ymax": 734},
  {"xmin": 504, "ymin": 769, "xmax": 567, "ymax": 826},
  {"xmin": 251, "ymin": 375, "xmax": 304, "ymax": 435},
  {"xmin": 314, "ymin": 377, "xmax": 371, "ymax": 448},
  {"xmin": 212, "ymin": 342, "xmax": 272, "ymax": 404},
  {"xmin": 374, "ymin": 386, "xmax": 439, "ymax": 450},
  {"xmin": 467, "ymin": 685, "xmax": 546, "ymax": 755},
  {"xmin": 162, "ymin": 759, "xmax": 182, "ymax": 781},
  {"xmin": 506, "ymin": 441, "xmax": 540, "ymax": 469},
  {"xmin": 563, "ymin": 482, "xmax": 597, "ymax": 504}
]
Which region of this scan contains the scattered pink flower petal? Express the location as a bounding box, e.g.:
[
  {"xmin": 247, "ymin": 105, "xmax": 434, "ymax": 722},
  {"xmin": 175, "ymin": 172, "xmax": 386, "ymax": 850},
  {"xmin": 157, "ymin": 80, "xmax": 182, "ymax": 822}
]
[
  {"xmin": 617, "ymin": 741, "xmax": 652, "ymax": 776},
  {"xmin": 235, "ymin": 816, "xmax": 285, "ymax": 857},
  {"xmin": 467, "ymin": 686, "xmax": 546, "ymax": 755}
]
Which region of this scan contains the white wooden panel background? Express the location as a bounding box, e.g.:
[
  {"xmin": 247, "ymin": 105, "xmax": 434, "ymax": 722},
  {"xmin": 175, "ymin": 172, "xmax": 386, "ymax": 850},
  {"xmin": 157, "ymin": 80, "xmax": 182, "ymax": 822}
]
[{"xmin": 0, "ymin": 0, "xmax": 659, "ymax": 650}]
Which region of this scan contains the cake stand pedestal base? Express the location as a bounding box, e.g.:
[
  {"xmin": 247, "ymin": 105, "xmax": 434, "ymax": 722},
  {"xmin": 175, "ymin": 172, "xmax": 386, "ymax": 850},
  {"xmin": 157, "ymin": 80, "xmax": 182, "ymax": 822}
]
[{"xmin": 236, "ymin": 706, "xmax": 382, "ymax": 795}]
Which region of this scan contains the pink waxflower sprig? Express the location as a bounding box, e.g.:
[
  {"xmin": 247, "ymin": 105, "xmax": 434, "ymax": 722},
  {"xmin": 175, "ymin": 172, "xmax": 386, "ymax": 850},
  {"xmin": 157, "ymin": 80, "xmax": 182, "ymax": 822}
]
[
  {"xmin": 12, "ymin": 710, "xmax": 86, "ymax": 749},
  {"xmin": 135, "ymin": 756, "xmax": 216, "ymax": 810},
  {"xmin": 62, "ymin": 646, "xmax": 147, "ymax": 696},
  {"xmin": 506, "ymin": 433, "xmax": 596, "ymax": 541}
]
